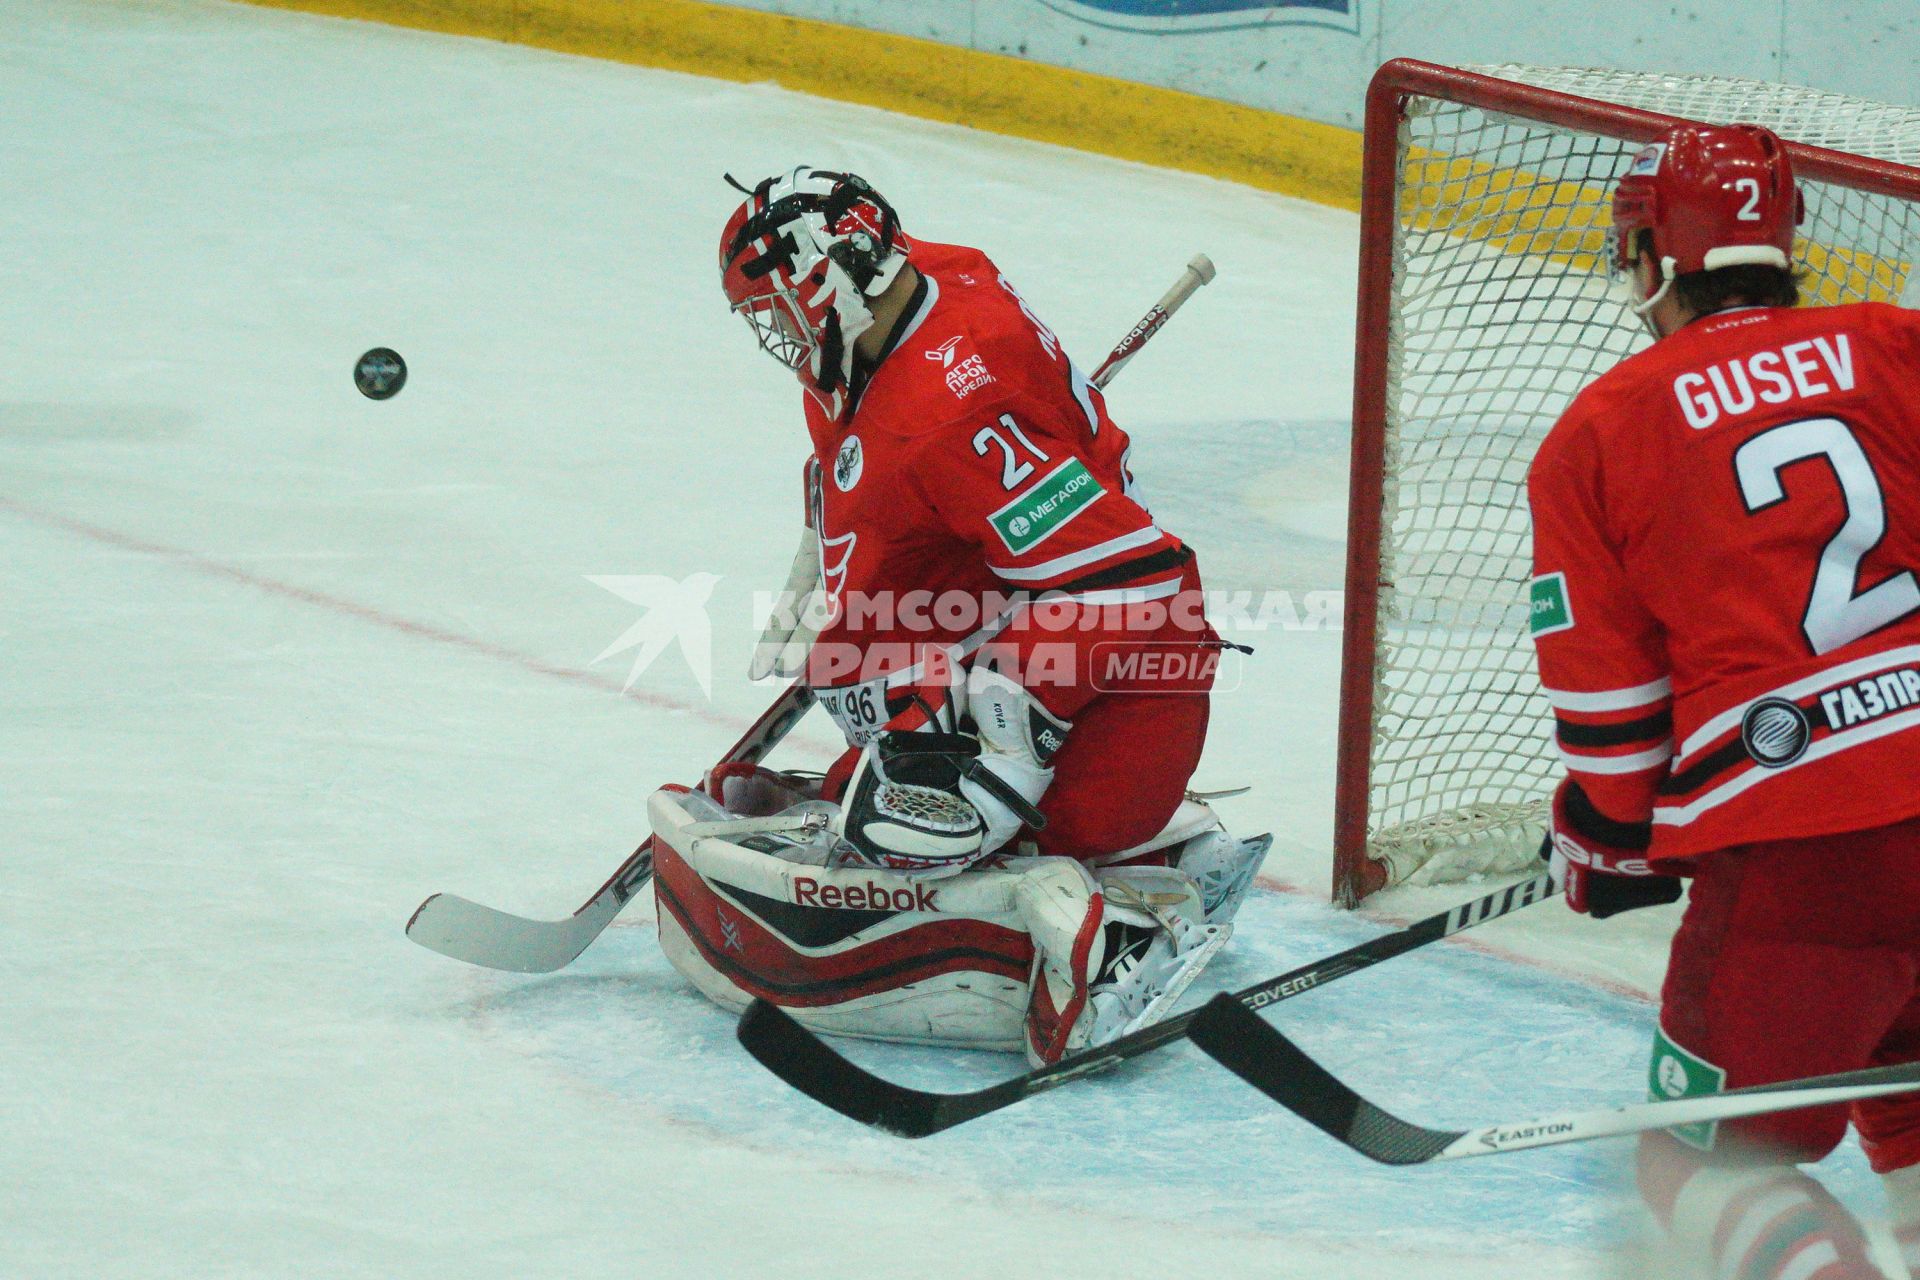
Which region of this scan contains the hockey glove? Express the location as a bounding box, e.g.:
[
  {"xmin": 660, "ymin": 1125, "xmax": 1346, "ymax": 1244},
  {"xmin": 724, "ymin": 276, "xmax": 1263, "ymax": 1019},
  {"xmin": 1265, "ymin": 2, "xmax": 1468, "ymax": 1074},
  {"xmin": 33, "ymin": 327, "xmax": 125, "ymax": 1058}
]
[
  {"xmin": 1542, "ymin": 778, "xmax": 1682, "ymax": 919},
  {"xmin": 961, "ymin": 663, "xmax": 1072, "ymax": 855},
  {"xmin": 834, "ymin": 731, "xmax": 989, "ymax": 876},
  {"xmin": 834, "ymin": 730, "xmax": 1049, "ymax": 876}
]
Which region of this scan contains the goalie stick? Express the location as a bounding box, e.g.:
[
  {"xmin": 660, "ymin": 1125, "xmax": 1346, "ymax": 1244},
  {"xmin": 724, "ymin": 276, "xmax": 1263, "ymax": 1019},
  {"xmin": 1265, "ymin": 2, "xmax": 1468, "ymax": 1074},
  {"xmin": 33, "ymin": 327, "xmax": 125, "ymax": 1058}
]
[
  {"xmin": 1188, "ymin": 995, "xmax": 1920, "ymax": 1165},
  {"xmin": 1088, "ymin": 254, "xmax": 1216, "ymax": 389},
  {"xmin": 404, "ymin": 680, "xmax": 814, "ymax": 972},
  {"xmin": 735, "ymin": 872, "xmax": 1556, "ymax": 1136}
]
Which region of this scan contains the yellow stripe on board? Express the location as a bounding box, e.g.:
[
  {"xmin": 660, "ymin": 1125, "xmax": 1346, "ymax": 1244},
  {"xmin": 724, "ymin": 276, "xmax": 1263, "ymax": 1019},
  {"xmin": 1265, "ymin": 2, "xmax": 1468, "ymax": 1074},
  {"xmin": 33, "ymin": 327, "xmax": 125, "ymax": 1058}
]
[
  {"xmin": 1403, "ymin": 152, "xmax": 1912, "ymax": 304},
  {"xmin": 239, "ymin": 0, "xmax": 1365, "ymax": 210}
]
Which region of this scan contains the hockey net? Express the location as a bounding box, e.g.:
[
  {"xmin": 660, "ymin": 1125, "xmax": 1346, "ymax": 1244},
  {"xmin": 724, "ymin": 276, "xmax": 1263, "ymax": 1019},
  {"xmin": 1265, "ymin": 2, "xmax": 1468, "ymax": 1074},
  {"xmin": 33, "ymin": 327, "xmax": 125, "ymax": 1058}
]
[{"xmin": 1334, "ymin": 60, "xmax": 1920, "ymax": 905}]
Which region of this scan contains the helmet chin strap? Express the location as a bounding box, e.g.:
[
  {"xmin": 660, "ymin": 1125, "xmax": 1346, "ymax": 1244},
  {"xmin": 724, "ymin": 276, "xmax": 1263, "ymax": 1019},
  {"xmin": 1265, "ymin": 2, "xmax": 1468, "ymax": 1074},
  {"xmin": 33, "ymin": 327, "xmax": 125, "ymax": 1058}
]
[{"xmin": 1628, "ymin": 255, "xmax": 1679, "ymax": 337}]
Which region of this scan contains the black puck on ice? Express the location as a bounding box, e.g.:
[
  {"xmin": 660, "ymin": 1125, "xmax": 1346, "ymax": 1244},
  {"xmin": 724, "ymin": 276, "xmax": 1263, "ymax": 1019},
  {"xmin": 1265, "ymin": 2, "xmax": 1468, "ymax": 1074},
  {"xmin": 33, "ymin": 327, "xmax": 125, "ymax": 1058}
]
[{"xmin": 354, "ymin": 347, "xmax": 407, "ymax": 400}]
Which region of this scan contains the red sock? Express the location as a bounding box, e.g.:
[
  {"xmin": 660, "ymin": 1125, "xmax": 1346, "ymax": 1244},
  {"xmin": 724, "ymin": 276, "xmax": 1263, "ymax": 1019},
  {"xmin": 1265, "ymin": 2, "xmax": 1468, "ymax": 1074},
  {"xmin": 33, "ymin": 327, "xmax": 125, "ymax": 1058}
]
[{"xmin": 1642, "ymin": 1139, "xmax": 1880, "ymax": 1279}]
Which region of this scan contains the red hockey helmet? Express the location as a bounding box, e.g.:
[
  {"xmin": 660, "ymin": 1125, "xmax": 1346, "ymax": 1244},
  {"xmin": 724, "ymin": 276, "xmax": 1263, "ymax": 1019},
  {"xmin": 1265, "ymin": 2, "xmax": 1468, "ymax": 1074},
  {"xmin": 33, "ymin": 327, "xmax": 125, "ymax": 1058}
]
[
  {"xmin": 719, "ymin": 168, "xmax": 910, "ymax": 418},
  {"xmin": 1610, "ymin": 123, "xmax": 1804, "ymax": 315}
]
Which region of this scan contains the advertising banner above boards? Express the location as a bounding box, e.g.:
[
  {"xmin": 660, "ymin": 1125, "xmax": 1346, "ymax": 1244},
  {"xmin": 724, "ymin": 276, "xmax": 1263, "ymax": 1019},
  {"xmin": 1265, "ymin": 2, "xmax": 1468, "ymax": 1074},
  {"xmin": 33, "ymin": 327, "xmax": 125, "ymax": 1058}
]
[
  {"xmin": 716, "ymin": 0, "xmax": 1919, "ymax": 130},
  {"xmin": 1033, "ymin": 0, "xmax": 1358, "ymax": 35}
]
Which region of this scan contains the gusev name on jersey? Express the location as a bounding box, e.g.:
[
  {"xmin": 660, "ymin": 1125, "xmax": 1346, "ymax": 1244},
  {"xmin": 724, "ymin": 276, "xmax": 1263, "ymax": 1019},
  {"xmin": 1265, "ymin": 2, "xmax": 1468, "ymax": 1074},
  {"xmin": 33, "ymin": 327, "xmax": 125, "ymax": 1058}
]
[
  {"xmin": 1529, "ymin": 301, "xmax": 1920, "ymax": 863},
  {"xmin": 799, "ymin": 238, "xmax": 1211, "ymax": 745}
]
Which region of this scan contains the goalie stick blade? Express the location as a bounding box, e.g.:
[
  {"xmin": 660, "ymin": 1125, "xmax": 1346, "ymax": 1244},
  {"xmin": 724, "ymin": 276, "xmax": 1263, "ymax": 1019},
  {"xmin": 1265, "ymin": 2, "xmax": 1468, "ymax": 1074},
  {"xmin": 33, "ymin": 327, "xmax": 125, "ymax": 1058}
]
[
  {"xmin": 735, "ymin": 874, "xmax": 1559, "ymax": 1136},
  {"xmin": 736, "ymin": 1000, "xmax": 1024, "ymax": 1137},
  {"xmin": 1189, "ymin": 996, "xmax": 1920, "ymax": 1165},
  {"xmin": 405, "ymin": 681, "xmax": 815, "ymax": 974},
  {"xmin": 405, "ymin": 838, "xmax": 653, "ymax": 973},
  {"xmin": 1188, "ymin": 994, "xmax": 1464, "ymax": 1164},
  {"xmin": 405, "ymin": 888, "xmax": 625, "ymax": 974}
]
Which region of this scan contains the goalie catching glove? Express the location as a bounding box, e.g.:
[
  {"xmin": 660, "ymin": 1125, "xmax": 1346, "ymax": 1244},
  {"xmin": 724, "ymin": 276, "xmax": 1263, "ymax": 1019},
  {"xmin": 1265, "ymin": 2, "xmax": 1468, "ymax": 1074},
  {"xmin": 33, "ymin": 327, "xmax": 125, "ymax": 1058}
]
[
  {"xmin": 833, "ymin": 662, "xmax": 1071, "ymax": 875},
  {"xmin": 1541, "ymin": 778, "xmax": 1683, "ymax": 918}
]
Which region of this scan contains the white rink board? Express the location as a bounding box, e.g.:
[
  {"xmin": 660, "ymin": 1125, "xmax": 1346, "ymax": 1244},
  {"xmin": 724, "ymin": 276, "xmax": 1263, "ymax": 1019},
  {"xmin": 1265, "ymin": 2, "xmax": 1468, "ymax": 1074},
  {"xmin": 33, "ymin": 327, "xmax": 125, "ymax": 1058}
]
[{"xmin": 0, "ymin": 3, "xmax": 1890, "ymax": 1277}]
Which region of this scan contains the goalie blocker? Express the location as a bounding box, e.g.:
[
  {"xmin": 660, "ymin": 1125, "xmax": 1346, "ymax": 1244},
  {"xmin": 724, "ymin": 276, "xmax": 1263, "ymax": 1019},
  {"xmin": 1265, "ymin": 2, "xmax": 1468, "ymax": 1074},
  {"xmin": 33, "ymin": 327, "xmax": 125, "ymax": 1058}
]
[{"xmin": 651, "ymin": 774, "xmax": 1266, "ymax": 1063}]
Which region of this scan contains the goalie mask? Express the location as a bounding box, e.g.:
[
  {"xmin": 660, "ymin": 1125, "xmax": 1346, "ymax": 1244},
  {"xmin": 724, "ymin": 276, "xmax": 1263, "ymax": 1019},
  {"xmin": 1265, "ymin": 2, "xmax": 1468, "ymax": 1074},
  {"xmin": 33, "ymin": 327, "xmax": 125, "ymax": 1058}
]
[
  {"xmin": 1608, "ymin": 123, "xmax": 1804, "ymax": 322},
  {"xmin": 719, "ymin": 167, "xmax": 910, "ymax": 419}
]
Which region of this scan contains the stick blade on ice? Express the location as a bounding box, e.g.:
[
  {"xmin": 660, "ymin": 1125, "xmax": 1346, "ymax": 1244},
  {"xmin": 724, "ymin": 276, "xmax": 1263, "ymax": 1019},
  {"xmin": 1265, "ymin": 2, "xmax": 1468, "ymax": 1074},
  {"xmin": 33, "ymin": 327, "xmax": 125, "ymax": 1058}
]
[
  {"xmin": 735, "ymin": 1000, "xmax": 1000, "ymax": 1137},
  {"xmin": 402, "ymin": 682, "xmax": 812, "ymax": 975},
  {"xmin": 1189, "ymin": 994, "xmax": 1463, "ymax": 1164},
  {"xmin": 406, "ymin": 892, "xmax": 610, "ymax": 973},
  {"xmin": 1191, "ymin": 993, "xmax": 1920, "ymax": 1165}
]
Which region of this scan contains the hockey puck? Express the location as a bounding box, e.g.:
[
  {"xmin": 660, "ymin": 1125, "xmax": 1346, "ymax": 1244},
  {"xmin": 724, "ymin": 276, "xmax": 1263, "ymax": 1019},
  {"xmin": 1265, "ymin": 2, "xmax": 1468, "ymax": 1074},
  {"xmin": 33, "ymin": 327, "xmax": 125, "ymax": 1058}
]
[{"xmin": 354, "ymin": 348, "xmax": 407, "ymax": 400}]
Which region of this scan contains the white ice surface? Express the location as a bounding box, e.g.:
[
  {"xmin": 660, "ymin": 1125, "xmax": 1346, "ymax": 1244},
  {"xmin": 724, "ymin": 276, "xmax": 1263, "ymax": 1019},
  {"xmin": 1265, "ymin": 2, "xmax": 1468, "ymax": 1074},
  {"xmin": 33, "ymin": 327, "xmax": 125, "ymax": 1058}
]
[{"xmin": 0, "ymin": 2, "xmax": 1888, "ymax": 1277}]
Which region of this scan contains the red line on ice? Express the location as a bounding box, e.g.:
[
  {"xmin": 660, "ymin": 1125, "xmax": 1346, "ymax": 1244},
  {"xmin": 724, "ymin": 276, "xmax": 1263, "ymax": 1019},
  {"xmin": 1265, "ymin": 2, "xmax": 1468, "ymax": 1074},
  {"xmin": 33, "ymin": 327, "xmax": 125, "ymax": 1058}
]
[{"xmin": 0, "ymin": 493, "xmax": 814, "ymax": 743}]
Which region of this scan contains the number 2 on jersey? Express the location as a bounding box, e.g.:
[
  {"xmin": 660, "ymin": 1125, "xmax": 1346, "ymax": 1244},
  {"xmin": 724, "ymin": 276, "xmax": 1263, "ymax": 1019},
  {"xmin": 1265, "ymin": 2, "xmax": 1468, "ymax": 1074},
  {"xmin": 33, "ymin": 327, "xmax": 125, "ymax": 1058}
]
[
  {"xmin": 1734, "ymin": 416, "xmax": 1920, "ymax": 655},
  {"xmin": 973, "ymin": 415, "xmax": 1051, "ymax": 490}
]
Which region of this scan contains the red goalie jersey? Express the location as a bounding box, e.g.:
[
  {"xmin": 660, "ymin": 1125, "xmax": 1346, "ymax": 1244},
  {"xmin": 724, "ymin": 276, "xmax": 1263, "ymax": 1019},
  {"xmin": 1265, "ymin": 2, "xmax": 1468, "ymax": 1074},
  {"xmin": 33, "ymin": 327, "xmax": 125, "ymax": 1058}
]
[
  {"xmin": 1529, "ymin": 301, "xmax": 1920, "ymax": 863},
  {"xmin": 799, "ymin": 238, "xmax": 1214, "ymax": 745}
]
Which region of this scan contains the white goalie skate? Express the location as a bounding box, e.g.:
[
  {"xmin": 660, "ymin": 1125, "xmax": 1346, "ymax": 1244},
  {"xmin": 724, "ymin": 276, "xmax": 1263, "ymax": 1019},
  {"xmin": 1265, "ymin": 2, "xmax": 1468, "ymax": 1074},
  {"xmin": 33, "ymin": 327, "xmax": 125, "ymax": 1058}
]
[
  {"xmin": 1022, "ymin": 862, "xmax": 1228, "ymax": 1064},
  {"xmin": 1080, "ymin": 868, "xmax": 1229, "ymax": 1047},
  {"xmin": 1169, "ymin": 824, "xmax": 1271, "ymax": 926},
  {"xmin": 1089, "ymin": 798, "xmax": 1272, "ymax": 927}
]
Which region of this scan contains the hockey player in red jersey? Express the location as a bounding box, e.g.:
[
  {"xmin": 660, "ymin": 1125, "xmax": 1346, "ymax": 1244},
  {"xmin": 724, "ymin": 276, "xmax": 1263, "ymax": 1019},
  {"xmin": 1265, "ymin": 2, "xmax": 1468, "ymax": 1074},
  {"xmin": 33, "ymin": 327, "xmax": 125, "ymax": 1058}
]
[
  {"xmin": 650, "ymin": 167, "xmax": 1268, "ymax": 1065},
  {"xmin": 1529, "ymin": 123, "xmax": 1920, "ymax": 1280}
]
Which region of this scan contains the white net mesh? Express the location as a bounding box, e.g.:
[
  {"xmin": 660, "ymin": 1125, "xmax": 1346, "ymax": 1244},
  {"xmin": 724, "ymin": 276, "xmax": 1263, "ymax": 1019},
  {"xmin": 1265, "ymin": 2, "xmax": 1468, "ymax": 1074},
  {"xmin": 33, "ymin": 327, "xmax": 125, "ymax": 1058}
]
[{"xmin": 1365, "ymin": 66, "xmax": 1920, "ymax": 887}]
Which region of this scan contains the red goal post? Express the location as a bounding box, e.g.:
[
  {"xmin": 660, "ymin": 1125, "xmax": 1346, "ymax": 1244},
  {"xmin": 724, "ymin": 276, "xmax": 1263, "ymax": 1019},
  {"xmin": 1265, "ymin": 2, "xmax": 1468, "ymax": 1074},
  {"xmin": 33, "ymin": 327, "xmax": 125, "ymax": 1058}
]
[{"xmin": 1334, "ymin": 59, "xmax": 1920, "ymax": 906}]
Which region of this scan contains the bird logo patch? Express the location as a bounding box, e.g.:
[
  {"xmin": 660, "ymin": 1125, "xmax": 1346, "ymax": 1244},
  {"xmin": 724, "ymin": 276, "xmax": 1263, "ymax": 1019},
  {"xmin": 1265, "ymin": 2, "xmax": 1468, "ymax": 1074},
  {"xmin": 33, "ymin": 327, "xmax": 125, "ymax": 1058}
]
[{"xmin": 834, "ymin": 436, "xmax": 863, "ymax": 492}]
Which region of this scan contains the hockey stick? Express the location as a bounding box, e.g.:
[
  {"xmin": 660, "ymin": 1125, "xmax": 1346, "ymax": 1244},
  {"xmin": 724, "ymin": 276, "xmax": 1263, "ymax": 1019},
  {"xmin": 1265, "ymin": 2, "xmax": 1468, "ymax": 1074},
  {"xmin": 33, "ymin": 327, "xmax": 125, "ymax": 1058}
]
[
  {"xmin": 405, "ymin": 680, "xmax": 815, "ymax": 972},
  {"xmin": 735, "ymin": 872, "xmax": 1556, "ymax": 1136},
  {"xmin": 751, "ymin": 252, "xmax": 1217, "ymax": 676},
  {"xmin": 1188, "ymin": 995, "xmax": 1920, "ymax": 1165},
  {"xmin": 1089, "ymin": 254, "xmax": 1216, "ymax": 389}
]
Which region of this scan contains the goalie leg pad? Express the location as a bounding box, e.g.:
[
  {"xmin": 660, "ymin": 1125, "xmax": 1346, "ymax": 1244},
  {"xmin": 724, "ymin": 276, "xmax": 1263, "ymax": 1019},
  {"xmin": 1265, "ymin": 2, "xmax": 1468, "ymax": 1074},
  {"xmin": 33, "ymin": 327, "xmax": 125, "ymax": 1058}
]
[
  {"xmin": 1090, "ymin": 798, "xmax": 1272, "ymax": 927},
  {"xmin": 702, "ymin": 761, "xmax": 822, "ymax": 816},
  {"xmin": 1016, "ymin": 861, "xmax": 1227, "ymax": 1066},
  {"xmin": 1083, "ymin": 867, "xmax": 1227, "ymax": 1047},
  {"xmin": 651, "ymin": 786, "xmax": 1034, "ymax": 1048},
  {"xmin": 1014, "ymin": 859, "xmax": 1108, "ymax": 1066}
]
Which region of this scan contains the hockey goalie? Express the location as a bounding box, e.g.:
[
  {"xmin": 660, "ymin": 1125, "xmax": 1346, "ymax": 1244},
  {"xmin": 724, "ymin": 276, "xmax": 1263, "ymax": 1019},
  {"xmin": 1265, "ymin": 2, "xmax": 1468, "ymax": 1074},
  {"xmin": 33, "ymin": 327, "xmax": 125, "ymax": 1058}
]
[{"xmin": 649, "ymin": 167, "xmax": 1269, "ymax": 1066}]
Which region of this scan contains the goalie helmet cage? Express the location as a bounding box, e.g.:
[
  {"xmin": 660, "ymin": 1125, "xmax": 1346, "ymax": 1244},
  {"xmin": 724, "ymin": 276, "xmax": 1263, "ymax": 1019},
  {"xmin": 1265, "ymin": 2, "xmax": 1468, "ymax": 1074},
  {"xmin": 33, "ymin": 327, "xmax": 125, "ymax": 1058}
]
[{"xmin": 1333, "ymin": 59, "xmax": 1920, "ymax": 907}]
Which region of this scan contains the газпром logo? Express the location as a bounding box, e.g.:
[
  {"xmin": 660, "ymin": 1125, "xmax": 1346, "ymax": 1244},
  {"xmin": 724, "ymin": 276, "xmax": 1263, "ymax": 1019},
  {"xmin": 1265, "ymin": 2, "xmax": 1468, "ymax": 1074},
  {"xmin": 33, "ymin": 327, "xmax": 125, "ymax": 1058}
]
[{"xmin": 1741, "ymin": 697, "xmax": 1812, "ymax": 767}]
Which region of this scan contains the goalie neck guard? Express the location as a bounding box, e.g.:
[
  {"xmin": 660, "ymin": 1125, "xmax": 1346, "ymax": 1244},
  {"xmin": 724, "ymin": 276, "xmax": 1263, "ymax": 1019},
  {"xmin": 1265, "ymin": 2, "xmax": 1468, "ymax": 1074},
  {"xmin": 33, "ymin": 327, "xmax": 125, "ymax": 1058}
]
[{"xmin": 719, "ymin": 167, "xmax": 910, "ymax": 419}]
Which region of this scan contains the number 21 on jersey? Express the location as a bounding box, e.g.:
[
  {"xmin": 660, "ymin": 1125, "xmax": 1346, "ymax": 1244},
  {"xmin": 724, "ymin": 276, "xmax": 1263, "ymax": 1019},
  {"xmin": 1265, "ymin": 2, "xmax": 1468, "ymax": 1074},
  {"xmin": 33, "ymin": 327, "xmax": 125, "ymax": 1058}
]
[{"xmin": 972, "ymin": 415, "xmax": 1051, "ymax": 490}]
